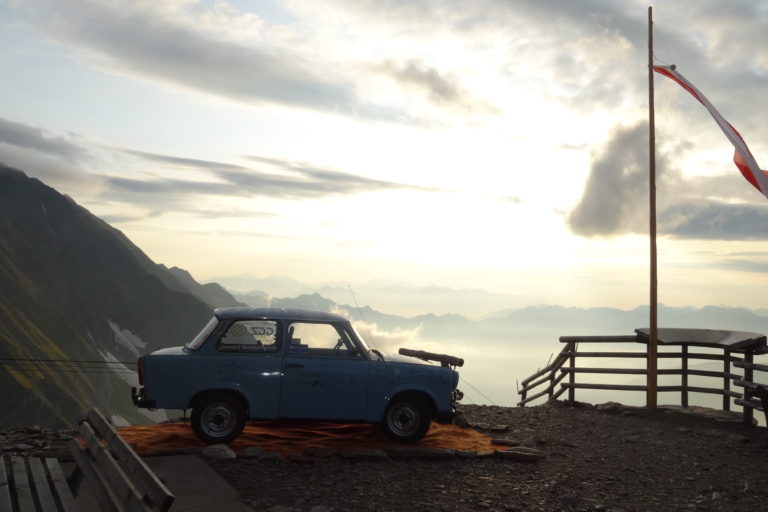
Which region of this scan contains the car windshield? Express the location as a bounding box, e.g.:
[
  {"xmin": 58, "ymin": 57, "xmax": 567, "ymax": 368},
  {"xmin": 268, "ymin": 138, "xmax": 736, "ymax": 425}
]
[{"xmin": 185, "ymin": 316, "xmax": 219, "ymax": 350}]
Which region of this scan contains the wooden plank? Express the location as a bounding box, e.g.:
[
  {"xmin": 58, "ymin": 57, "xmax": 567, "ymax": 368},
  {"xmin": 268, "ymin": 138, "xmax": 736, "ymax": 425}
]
[
  {"xmin": 10, "ymin": 457, "xmax": 35, "ymax": 512},
  {"xmin": 681, "ymin": 345, "xmax": 689, "ymax": 408},
  {"xmin": 658, "ymin": 352, "xmax": 728, "ymax": 361},
  {"xmin": 571, "ymin": 352, "xmax": 647, "ymax": 358},
  {"xmin": 735, "ymin": 398, "xmax": 763, "ymax": 411},
  {"xmin": 518, "ymin": 352, "xmax": 569, "ymax": 386},
  {"xmin": 758, "ymin": 387, "xmax": 768, "ymax": 418},
  {"xmin": 0, "ymin": 457, "xmax": 12, "ymax": 512},
  {"xmin": 519, "ymin": 387, "xmax": 551, "ymax": 405},
  {"xmin": 744, "ymin": 351, "xmax": 755, "ymax": 425},
  {"xmin": 568, "ymin": 343, "xmax": 575, "ymax": 401},
  {"xmin": 559, "ymin": 335, "xmax": 638, "ymax": 343},
  {"xmin": 87, "ymin": 409, "xmax": 174, "ymax": 511},
  {"xmin": 551, "ymin": 385, "xmax": 567, "ymax": 401},
  {"xmin": 734, "ymin": 360, "xmax": 768, "ymax": 372},
  {"xmin": 28, "ymin": 457, "xmax": 57, "ymax": 511},
  {"xmin": 69, "ymin": 438, "xmax": 126, "ymax": 512},
  {"xmin": 78, "ymin": 421, "xmax": 150, "ymax": 512},
  {"xmin": 562, "ymin": 383, "xmax": 647, "ymax": 391},
  {"xmin": 45, "ymin": 459, "xmax": 77, "ymax": 512},
  {"xmin": 560, "ymin": 367, "xmax": 647, "ymax": 375}
]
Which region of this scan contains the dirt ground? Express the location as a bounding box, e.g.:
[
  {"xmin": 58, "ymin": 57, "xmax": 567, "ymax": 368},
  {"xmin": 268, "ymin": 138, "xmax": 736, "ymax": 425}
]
[{"xmin": 210, "ymin": 401, "xmax": 768, "ymax": 512}]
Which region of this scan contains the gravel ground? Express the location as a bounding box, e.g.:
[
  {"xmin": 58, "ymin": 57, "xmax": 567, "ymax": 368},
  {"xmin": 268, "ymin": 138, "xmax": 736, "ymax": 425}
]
[{"xmin": 210, "ymin": 401, "xmax": 768, "ymax": 512}]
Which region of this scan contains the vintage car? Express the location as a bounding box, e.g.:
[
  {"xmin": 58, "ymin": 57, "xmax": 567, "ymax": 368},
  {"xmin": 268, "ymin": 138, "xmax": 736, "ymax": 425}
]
[{"xmin": 132, "ymin": 307, "xmax": 463, "ymax": 444}]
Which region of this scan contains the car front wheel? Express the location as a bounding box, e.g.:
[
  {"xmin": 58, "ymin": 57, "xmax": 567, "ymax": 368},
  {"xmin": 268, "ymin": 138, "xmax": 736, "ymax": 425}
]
[
  {"xmin": 382, "ymin": 396, "xmax": 431, "ymax": 443},
  {"xmin": 191, "ymin": 394, "xmax": 246, "ymax": 445}
]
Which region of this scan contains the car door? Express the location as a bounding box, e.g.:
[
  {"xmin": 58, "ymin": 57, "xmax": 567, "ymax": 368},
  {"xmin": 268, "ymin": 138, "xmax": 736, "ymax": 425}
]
[
  {"xmin": 279, "ymin": 321, "xmax": 369, "ymax": 420},
  {"xmin": 211, "ymin": 318, "xmax": 284, "ymax": 418}
]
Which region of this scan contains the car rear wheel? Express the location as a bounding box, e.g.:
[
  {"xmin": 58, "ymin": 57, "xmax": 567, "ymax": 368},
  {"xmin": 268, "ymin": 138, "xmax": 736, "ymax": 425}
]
[
  {"xmin": 191, "ymin": 394, "xmax": 246, "ymax": 445},
  {"xmin": 382, "ymin": 396, "xmax": 431, "ymax": 443}
]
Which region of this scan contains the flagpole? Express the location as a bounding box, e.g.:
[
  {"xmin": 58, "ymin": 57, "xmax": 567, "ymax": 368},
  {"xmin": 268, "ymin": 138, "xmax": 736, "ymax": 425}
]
[{"xmin": 647, "ymin": 5, "xmax": 658, "ymax": 409}]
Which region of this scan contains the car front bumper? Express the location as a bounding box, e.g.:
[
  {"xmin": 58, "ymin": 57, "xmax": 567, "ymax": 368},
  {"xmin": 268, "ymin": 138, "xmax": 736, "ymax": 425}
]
[
  {"xmin": 131, "ymin": 387, "xmax": 156, "ymax": 409},
  {"xmin": 435, "ymin": 388, "xmax": 464, "ymax": 423}
]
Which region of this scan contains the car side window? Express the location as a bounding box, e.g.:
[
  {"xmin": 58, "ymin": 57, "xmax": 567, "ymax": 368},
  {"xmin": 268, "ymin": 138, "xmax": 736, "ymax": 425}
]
[
  {"xmin": 218, "ymin": 320, "xmax": 280, "ymax": 353},
  {"xmin": 288, "ymin": 322, "xmax": 362, "ymax": 358}
]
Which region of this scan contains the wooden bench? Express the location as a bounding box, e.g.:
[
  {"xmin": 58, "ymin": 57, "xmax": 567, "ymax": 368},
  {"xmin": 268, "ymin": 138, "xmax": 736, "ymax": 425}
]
[
  {"xmin": 0, "ymin": 455, "xmax": 77, "ymax": 511},
  {"xmin": 68, "ymin": 407, "xmax": 175, "ymax": 511}
]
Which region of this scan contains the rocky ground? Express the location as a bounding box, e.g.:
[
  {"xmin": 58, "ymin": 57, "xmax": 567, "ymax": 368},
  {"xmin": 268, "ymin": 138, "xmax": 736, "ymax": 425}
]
[
  {"xmin": 3, "ymin": 401, "xmax": 768, "ymax": 511},
  {"xmin": 0, "ymin": 425, "xmax": 74, "ymax": 459},
  {"xmin": 210, "ymin": 402, "xmax": 768, "ymax": 512}
]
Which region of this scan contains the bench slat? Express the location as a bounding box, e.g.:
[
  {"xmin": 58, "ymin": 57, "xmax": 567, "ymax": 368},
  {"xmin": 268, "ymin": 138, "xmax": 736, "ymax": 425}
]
[
  {"xmin": 0, "ymin": 458, "xmax": 12, "ymax": 512},
  {"xmin": 87, "ymin": 408, "xmax": 174, "ymax": 511},
  {"xmin": 45, "ymin": 459, "xmax": 77, "ymax": 512},
  {"xmin": 79, "ymin": 421, "xmax": 151, "ymax": 512},
  {"xmin": 69, "ymin": 438, "xmax": 128, "ymax": 512},
  {"xmin": 28, "ymin": 457, "xmax": 57, "ymax": 511},
  {"xmin": 10, "ymin": 457, "xmax": 35, "ymax": 512}
]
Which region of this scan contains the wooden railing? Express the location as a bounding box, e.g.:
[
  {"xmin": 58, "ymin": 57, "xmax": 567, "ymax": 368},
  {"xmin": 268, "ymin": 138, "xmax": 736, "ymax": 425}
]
[
  {"xmin": 734, "ymin": 359, "xmax": 768, "ymax": 415},
  {"xmin": 517, "ymin": 341, "xmax": 574, "ymax": 406},
  {"xmin": 517, "ymin": 334, "xmax": 766, "ymax": 424}
]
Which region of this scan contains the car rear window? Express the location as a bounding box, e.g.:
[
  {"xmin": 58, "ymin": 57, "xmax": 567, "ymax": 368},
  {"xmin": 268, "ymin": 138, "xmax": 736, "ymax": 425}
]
[
  {"xmin": 185, "ymin": 316, "xmax": 219, "ymax": 351},
  {"xmin": 218, "ymin": 320, "xmax": 280, "ymax": 353}
]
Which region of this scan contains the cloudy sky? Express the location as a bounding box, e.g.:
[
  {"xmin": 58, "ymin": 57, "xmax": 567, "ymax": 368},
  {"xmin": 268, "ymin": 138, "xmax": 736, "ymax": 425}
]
[{"xmin": 1, "ymin": 0, "xmax": 767, "ymax": 314}]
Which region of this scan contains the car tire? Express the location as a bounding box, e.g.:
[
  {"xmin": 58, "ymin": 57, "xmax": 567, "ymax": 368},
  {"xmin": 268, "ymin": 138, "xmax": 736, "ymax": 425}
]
[
  {"xmin": 382, "ymin": 396, "xmax": 432, "ymax": 443},
  {"xmin": 191, "ymin": 394, "xmax": 246, "ymax": 445}
]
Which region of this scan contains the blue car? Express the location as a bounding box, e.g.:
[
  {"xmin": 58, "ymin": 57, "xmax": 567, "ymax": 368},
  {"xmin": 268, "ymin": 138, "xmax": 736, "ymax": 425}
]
[{"xmin": 132, "ymin": 308, "xmax": 463, "ymax": 444}]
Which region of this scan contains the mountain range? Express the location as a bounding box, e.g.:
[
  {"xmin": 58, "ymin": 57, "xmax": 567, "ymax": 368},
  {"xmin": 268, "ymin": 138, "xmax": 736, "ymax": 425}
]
[
  {"xmin": 0, "ymin": 165, "xmax": 243, "ymax": 428},
  {"xmin": 2, "ymin": 163, "xmax": 768, "ymax": 424}
]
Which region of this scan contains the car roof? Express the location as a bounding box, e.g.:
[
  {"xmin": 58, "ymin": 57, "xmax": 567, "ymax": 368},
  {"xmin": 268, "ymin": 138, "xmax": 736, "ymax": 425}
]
[{"xmin": 214, "ymin": 307, "xmax": 349, "ymax": 323}]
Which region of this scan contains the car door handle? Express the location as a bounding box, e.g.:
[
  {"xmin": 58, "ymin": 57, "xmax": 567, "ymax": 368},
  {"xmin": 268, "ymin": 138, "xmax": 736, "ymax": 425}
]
[{"xmin": 285, "ymin": 363, "xmax": 304, "ymax": 369}]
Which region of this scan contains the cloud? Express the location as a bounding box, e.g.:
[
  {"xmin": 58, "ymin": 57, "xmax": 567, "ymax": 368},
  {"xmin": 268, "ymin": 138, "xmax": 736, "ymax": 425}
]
[
  {"xmin": 568, "ymin": 120, "xmax": 768, "ymax": 240},
  {"xmin": 119, "ymin": 149, "xmax": 249, "ymax": 172},
  {"xmin": 374, "ymin": 59, "xmax": 498, "ymax": 114},
  {"xmin": 0, "ymin": 116, "xmax": 89, "ymax": 161},
  {"xmin": 244, "ymin": 154, "xmax": 435, "ymax": 195},
  {"xmin": 661, "ymin": 201, "xmax": 768, "ymax": 240},
  {"xmin": 0, "ymin": 114, "xmax": 428, "ymax": 214},
  {"xmin": 336, "ymin": 310, "xmax": 423, "ymax": 353},
  {"xmin": 567, "ymin": 122, "xmax": 659, "ymax": 236},
  {"xmin": 0, "ymin": 116, "xmax": 101, "ymax": 192},
  {"xmin": 714, "ymin": 259, "xmax": 768, "ymax": 274},
  {"xmin": 111, "ymin": 149, "xmax": 431, "ymax": 200},
  {"xmin": 12, "ymin": 0, "xmax": 358, "ymax": 114}
]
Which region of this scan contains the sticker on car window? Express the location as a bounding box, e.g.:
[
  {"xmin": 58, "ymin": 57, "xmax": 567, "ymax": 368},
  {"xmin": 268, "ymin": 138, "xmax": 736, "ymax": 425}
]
[{"xmin": 219, "ymin": 320, "xmax": 279, "ymax": 352}]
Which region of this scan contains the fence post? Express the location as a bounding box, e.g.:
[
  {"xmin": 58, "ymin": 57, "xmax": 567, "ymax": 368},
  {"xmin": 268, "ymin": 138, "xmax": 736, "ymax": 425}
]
[
  {"xmin": 547, "ymin": 366, "xmax": 555, "ymax": 400},
  {"xmin": 743, "ymin": 350, "xmax": 754, "ymax": 425},
  {"xmin": 681, "ymin": 345, "xmax": 688, "ymax": 408},
  {"xmin": 568, "ymin": 340, "xmax": 576, "ymax": 402},
  {"xmin": 723, "ymin": 349, "xmax": 731, "ymax": 412}
]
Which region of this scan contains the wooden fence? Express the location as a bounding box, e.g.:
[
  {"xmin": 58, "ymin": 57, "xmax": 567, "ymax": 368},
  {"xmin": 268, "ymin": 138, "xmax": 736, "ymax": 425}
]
[{"xmin": 517, "ymin": 334, "xmax": 768, "ymax": 424}]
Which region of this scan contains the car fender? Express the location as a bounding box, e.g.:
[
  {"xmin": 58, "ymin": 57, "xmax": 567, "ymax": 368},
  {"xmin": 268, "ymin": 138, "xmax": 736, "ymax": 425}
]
[
  {"xmin": 187, "ymin": 385, "xmax": 255, "ymax": 415},
  {"xmin": 367, "ymin": 380, "xmax": 447, "ymax": 422}
]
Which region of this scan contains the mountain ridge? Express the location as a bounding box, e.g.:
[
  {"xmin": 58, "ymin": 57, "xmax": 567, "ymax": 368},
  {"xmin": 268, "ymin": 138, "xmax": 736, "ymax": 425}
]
[{"xmin": 0, "ymin": 165, "xmax": 214, "ymax": 427}]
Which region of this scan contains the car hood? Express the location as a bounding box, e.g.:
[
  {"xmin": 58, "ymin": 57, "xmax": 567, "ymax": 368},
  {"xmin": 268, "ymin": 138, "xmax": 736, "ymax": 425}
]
[
  {"xmin": 379, "ymin": 352, "xmax": 432, "ymax": 366},
  {"xmin": 150, "ymin": 346, "xmax": 187, "ymax": 356}
]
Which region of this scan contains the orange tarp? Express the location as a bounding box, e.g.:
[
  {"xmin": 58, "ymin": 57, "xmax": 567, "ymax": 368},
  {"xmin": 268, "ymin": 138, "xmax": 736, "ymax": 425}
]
[{"xmin": 117, "ymin": 422, "xmax": 496, "ymax": 457}]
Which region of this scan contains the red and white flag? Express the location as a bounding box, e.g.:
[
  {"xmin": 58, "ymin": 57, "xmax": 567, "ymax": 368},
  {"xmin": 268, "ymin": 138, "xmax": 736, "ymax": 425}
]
[{"xmin": 653, "ymin": 65, "xmax": 768, "ymax": 200}]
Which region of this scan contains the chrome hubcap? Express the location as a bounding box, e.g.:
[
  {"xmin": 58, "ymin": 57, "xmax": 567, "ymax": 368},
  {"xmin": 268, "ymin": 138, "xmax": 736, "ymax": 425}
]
[
  {"xmin": 202, "ymin": 404, "xmax": 234, "ymax": 438},
  {"xmin": 387, "ymin": 403, "xmax": 419, "ymax": 437}
]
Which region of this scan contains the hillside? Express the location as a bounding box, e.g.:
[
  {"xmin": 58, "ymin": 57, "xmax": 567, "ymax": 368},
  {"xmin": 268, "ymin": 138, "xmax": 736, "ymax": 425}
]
[{"xmin": 0, "ymin": 165, "xmax": 215, "ymax": 428}]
